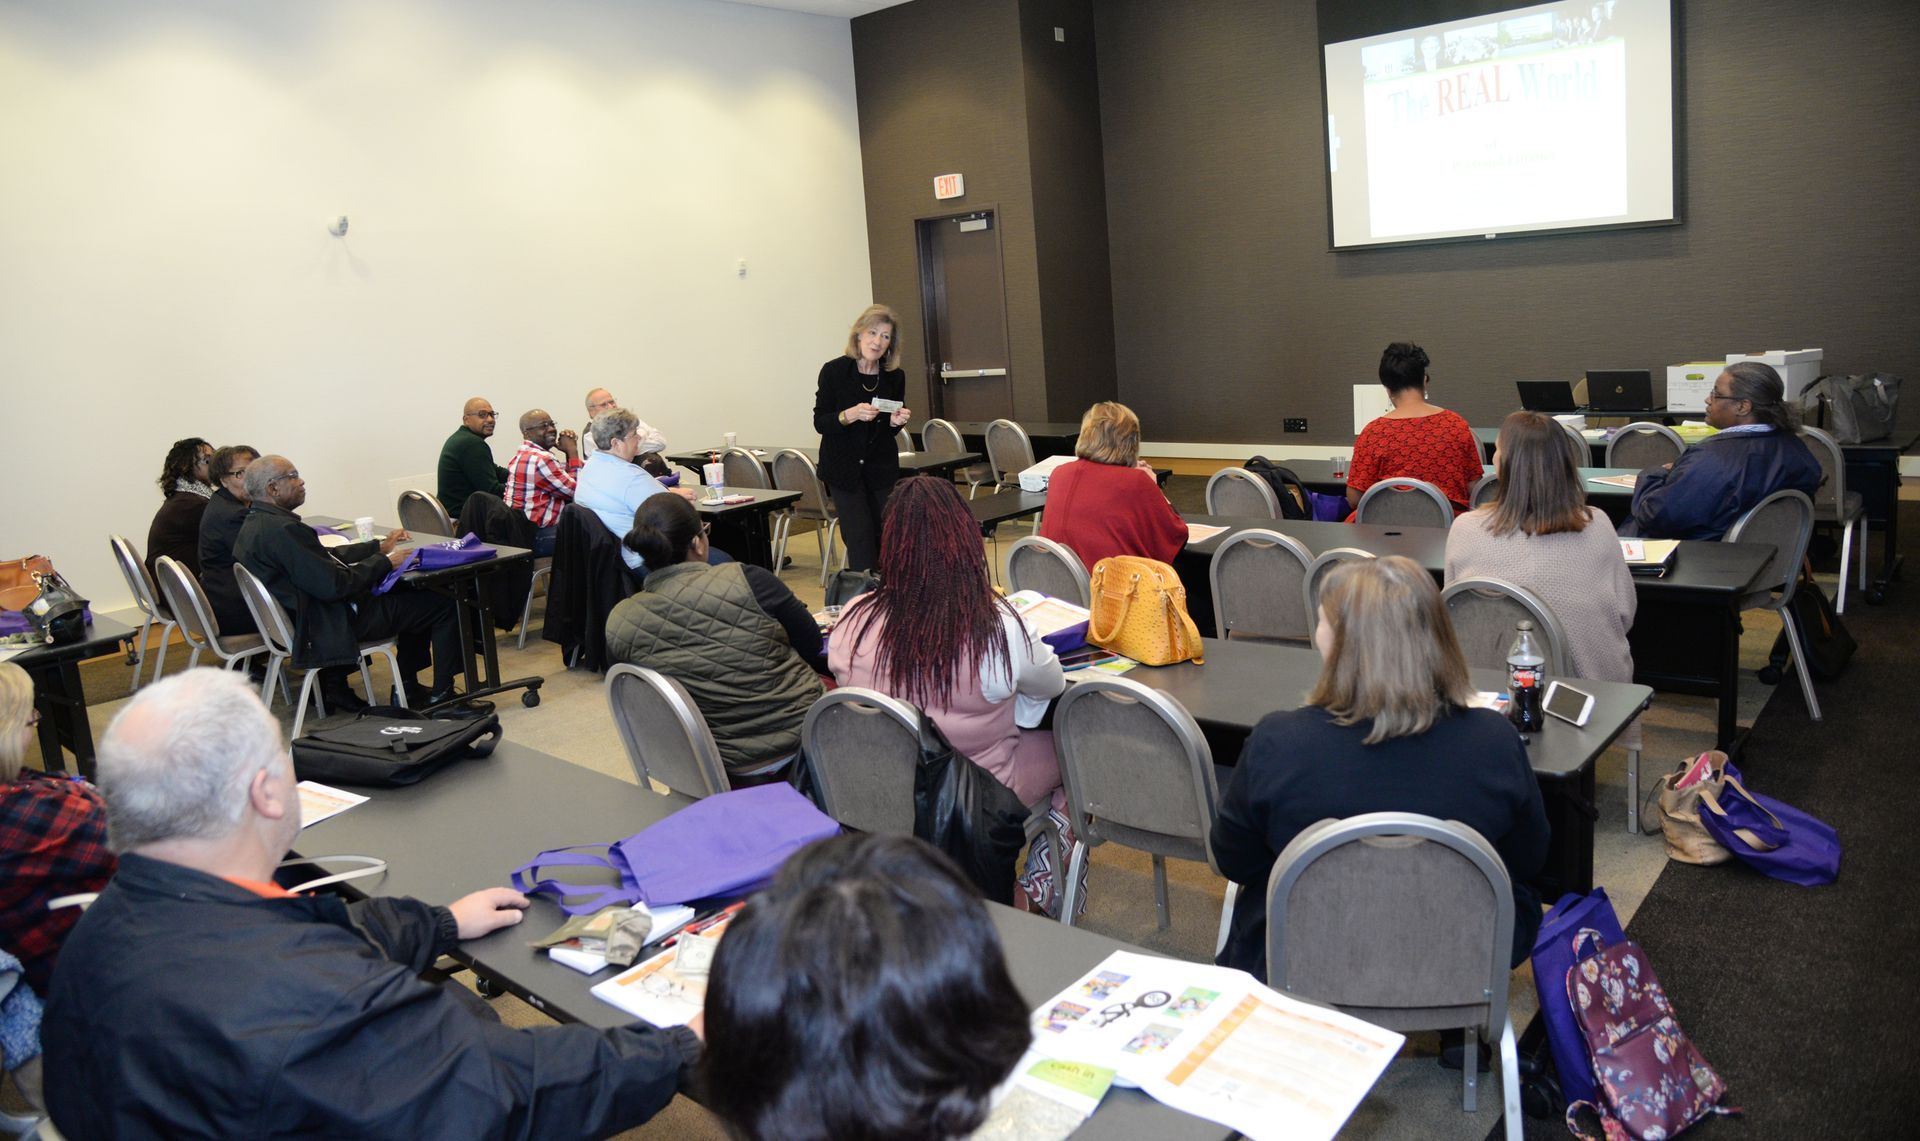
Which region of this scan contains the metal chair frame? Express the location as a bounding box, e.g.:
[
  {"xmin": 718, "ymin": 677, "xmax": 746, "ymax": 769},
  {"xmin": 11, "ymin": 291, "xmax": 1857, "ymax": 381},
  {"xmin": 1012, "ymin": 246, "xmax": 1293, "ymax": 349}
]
[
  {"xmin": 1354, "ymin": 477, "xmax": 1453, "ymax": 528},
  {"xmin": 108, "ymin": 534, "xmax": 178, "ymax": 692},
  {"xmin": 397, "ymin": 489, "xmax": 453, "ymax": 536},
  {"xmin": 720, "ymin": 446, "xmax": 773, "ymax": 491},
  {"xmin": 1800, "ymin": 426, "xmax": 1867, "ymax": 613},
  {"xmin": 1302, "ymin": 547, "xmax": 1376, "ymax": 619},
  {"xmin": 1468, "ymin": 472, "xmax": 1500, "ymax": 509},
  {"xmin": 984, "ymin": 418, "xmax": 1036, "ymax": 493},
  {"xmin": 922, "ymin": 417, "xmax": 990, "ymax": 498},
  {"xmin": 151, "ymin": 556, "xmax": 270, "ymax": 677},
  {"xmin": 1204, "ymin": 467, "xmax": 1281, "ymax": 518},
  {"xmin": 1605, "ymin": 422, "xmax": 1686, "ymax": 469},
  {"xmin": 1211, "ymin": 528, "xmax": 1314, "ymax": 642},
  {"xmin": 604, "ymin": 664, "xmax": 730, "ymax": 798},
  {"xmin": 1005, "ymin": 535, "xmax": 1091, "ymax": 606},
  {"xmin": 233, "ymin": 562, "xmax": 404, "ymax": 738},
  {"xmin": 1725, "ymin": 489, "xmax": 1820, "ymax": 720},
  {"xmin": 769, "ymin": 448, "xmax": 843, "ymax": 587}
]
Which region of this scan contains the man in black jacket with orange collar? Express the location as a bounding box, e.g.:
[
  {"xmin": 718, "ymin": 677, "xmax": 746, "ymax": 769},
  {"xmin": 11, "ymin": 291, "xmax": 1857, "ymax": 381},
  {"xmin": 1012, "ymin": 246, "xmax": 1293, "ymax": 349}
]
[
  {"xmin": 42, "ymin": 669, "xmax": 700, "ymax": 1139},
  {"xmin": 233, "ymin": 454, "xmax": 473, "ymax": 712}
]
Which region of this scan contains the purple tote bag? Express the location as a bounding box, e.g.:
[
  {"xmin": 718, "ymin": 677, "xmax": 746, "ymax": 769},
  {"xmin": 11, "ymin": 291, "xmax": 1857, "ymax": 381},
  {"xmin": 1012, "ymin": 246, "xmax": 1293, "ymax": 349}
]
[
  {"xmin": 512, "ymin": 783, "xmax": 842, "ymax": 914},
  {"xmin": 1531, "ymin": 887, "xmax": 1627, "ymax": 1107},
  {"xmin": 1698, "ymin": 762, "xmax": 1840, "ymax": 887}
]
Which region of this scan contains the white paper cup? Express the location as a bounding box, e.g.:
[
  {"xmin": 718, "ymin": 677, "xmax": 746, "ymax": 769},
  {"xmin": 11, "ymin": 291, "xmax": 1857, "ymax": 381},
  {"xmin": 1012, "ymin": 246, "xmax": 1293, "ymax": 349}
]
[
  {"xmin": 722, "ymin": 432, "xmax": 738, "ymax": 448},
  {"xmin": 353, "ymin": 516, "xmax": 376, "ymax": 541},
  {"xmin": 702, "ymin": 461, "xmax": 725, "ymax": 487}
]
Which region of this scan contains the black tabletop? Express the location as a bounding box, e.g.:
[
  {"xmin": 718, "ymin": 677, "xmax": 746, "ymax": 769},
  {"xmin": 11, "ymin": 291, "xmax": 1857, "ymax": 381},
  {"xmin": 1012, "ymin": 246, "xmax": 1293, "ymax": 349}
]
[
  {"xmin": 297, "ymin": 741, "xmax": 1226, "ymax": 1139},
  {"xmin": 692, "ymin": 487, "xmax": 800, "ymax": 516},
  {"xmin": 664, "ymin": 446, "xmax": 978, "ymax": 476},
  {"xmin": 9, "ymin": 615, "xmax": 137, "ymax": 668},
  {"xmin": 307, "ymin": 517, "xmax": 533, "ymax": 575},
  {"xmin": 971, "ymin": 490, "xmax": 1049, "ymax": 530},
  {"xmin": 1261, "ymin": 457, "xmax": 1636, "ymax": 504},
  {"xmin": 1118, "ymin": 639, "xmax": 1649, "ymax": 780},
  {"xmin": 1180, "ymin": 515, "xmax": 1770, "ymax": 597}
]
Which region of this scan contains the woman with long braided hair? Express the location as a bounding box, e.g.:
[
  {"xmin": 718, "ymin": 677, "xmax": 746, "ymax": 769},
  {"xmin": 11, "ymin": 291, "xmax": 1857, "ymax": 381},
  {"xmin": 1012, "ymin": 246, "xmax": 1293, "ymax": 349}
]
[{"xmin": 828, "ymin": 476, "xmax": 1074, "ymax": 911}]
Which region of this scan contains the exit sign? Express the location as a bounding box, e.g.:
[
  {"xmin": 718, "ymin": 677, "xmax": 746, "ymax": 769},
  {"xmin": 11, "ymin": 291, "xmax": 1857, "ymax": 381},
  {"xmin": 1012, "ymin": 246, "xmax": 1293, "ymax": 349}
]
[{"xmin": 933, "ymin": 173, "xmax": 965, "ymax": 200}]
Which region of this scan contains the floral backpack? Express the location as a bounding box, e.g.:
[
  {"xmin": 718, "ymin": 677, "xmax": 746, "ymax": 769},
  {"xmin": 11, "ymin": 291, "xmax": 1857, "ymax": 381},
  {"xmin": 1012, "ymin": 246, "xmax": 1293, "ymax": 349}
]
[{"xmin": 1564, "ymin": 930, "xmax": 1735, "ymax": 1140}]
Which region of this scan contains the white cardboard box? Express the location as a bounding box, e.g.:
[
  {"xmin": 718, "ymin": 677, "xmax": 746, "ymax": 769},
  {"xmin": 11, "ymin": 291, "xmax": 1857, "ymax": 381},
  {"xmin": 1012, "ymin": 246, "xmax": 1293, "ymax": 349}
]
[
  {"xmin": 1725, "ymin": 349, "xmax": 1823, "ymax": 401},
  {"xmin": 1666, "ymin": 362, "xmax": 1722, "ymax": 413},
  {"xmin": 1017, "ymin": 454, "xmax": 1075, "ymax": 493}
]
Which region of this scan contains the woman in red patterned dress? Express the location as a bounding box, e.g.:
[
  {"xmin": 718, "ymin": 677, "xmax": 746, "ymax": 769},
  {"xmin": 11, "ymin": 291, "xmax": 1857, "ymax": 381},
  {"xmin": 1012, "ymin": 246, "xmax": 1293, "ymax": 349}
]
[{"xmin": 1346, "ymin": 342, "xmax": 1485, "ymax": 512}]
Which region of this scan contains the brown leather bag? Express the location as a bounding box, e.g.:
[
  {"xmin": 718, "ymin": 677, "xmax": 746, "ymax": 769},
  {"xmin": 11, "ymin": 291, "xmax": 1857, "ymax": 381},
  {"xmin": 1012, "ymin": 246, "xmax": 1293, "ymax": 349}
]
[
  {"xmin": 1656, "ymin": 751, "xmax": 1733, "ymax": 865},
  {"xmin": 0, "ymin": 555, "xmax": 54, "ymax": 612}
]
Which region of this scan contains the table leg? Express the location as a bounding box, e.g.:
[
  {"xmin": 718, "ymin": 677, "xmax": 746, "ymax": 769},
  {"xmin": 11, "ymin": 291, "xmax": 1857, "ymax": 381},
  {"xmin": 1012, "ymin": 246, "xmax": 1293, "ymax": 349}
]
[
  {"xmin": 1538, "ymin": 765, "xmax": 1597, "ymax": 898},
  {"xmin": 31, "ymin": 659, "xmax": 98, "ymax": 778},
  {"xmin": 1715, "ymin": 602, "xmax": 1740, "ymax": 748}
]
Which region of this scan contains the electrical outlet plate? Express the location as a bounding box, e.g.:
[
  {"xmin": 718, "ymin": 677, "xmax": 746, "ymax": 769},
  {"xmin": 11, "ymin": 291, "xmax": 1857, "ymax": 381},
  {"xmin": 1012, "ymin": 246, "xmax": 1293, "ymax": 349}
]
[{"xmin": 1283, "ymin": 418, "xmax": 1308, "ymax": 433}]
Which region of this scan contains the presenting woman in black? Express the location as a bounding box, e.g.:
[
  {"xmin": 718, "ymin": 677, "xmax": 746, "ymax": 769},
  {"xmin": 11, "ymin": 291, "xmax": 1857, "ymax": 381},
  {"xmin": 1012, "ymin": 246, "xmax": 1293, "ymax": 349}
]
[{"xmin": 813, "ymin": 304, "xmax": 912, "ymax": 571}]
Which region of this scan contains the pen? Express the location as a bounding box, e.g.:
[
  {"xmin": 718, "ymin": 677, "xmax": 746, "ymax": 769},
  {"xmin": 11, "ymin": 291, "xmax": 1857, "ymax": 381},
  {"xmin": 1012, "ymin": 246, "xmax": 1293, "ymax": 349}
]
[{"xmin": 658, "ymin": 902, "xmax": 744, "ymax": 949}]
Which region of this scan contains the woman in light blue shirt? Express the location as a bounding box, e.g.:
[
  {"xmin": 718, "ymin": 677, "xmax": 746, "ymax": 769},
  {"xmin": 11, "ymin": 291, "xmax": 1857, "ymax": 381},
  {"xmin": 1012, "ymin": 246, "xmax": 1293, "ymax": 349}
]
[{"xmin": 573, "ymin": 407, "xmax": 719, "ymax": 573}]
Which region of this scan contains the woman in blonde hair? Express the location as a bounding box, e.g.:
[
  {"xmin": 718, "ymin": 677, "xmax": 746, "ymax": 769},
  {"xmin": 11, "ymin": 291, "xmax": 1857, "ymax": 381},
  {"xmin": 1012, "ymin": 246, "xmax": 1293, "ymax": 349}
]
[
  {"xmin": 0, "ymin": 662, "xmax": 116, "ymax": 996},
  {"xmin": 1209, "ymin": 557, "xmax": 1548, "ymax": 980},
  {"xmin": 1037, "ymin": 401, "xmax": 1186, "ymax": 570},
  {"xmin": 814, "ymin": 304, "xmax": 912, "ymax": 571}
]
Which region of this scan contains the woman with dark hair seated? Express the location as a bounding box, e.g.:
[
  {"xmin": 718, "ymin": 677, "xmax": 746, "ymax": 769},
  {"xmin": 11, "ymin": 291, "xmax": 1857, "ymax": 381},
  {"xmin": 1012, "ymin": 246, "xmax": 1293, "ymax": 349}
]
[
  {"xmin": 702, "ymin": 832, "xmax": 1030, "ymax": 1141},
  {"xmin": 1622, "ymin": 361, "xmax": 1820, "ymax": 540},
  {"xmin": 1210, "ymin": 556, "xmax": 1549, "ymax": 980},
  {"xmin": 144, "ymin": 437, "xmax": 213, "ymax": 579},
  {"xmin": 1037, "ymin": 401, "xmax": 1187, "ymax": 571},
  {"xmin": 603, "ymin": 492, "xmax": 823, "ymax": 784},
  {"xmin": 1345, "ymin": 341, "xmax": 1484, "ymax": 511},
  {"xmin": 1447, "ymin": 410, "xmax": 1638, "ymax": 750}
]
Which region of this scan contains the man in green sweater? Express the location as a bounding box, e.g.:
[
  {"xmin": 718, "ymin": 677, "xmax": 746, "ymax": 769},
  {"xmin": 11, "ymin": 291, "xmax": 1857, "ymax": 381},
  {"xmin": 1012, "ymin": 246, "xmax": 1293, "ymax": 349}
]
[{"xmin": 437, "ymin": 397, "xmax": 507, "ymax": 519}]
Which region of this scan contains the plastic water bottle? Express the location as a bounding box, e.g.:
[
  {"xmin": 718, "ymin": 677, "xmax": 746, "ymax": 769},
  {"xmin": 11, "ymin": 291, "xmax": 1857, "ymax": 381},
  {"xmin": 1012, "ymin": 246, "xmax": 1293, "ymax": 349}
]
[{"xmin": 1507, "ymin": 620, "xmax": 1545, "ymax": 733}]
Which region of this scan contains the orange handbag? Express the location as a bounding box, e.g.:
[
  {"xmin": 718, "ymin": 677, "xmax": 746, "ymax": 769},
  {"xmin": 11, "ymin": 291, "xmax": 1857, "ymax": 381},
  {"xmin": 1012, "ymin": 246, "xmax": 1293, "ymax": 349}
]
[
  {"xmin": 1086, "ymin": 556, "xmax": 1204, "ymax": 667},
  {"xmin": 0, "ymin": 555, "xmax": 54, "ymax": 612}
]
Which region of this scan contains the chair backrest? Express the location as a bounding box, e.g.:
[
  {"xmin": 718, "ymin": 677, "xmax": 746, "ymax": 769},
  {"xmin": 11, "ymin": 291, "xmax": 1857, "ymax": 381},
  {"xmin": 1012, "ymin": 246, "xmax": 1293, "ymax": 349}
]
[
  {"xmin": 984, "ymin": 419, "xmax": 1035, "ymax": 483},
  {"xmin": 1204, "ymin": 467, "xmax": 1281, "ymax": 518},
  {"xmin": 1354, "ymin": 478, "xmax": 1452, "ymax": 527},
  {"xmin": 770, "ymin": 448, "xmax": 831, "ymax": 516},
  {"xmin": 896, "ymin": 428, "xmax": 914, "ymax": 453},
  {"xmin": 1302, "ymin": 547, "xmax": 1375, "ymax": 619},
  {"xmin": 1441, "ymin": 577, "xmax": 1572, "ymax": 677},
  {"xmin": 232, "ymin": 562, "xmax": 297, "ymax": 656},
  {"xmin": 799, "ymin": 687, "xmax": 922, "ymax": 833},
  {"xmin": 397, "ymin": 489, "xmax": 453, "ymax": 536},
  {"xmin": 922, "ymin": 418, "xmax": 965, "ymax": 458},
  {"xmin": 1211, "ymin": 528, "xmax": 1313, "ymax": 641},
  {"xmin": 1468, "ymin": 472, "xmax": 1500, "ymax": 509},
  {"xmin": 1798, "ymin": 426, "xmax": 1847, "ymax": 513},
  {"xmin": 109, "ymin": 534, "xmax": 166, "ymax": 621},
  {"xmin": 152, "ymin": 555, "xmax": 226, "ymax": 657},
  {"xmin": 1266, "ymin": 812, "xmax": 1512, "ymax": 1033},
  {"xmin": 1606, "ymin": 422, "xmax": 1685, "ymax": 469},
  {"xmin": 604, "ymin": 664, "xmax": 731, "ymax": 799},
  {"xmin": 1005, "ymin": 535, "xmax": 1091, "ymax": 606},
  {"xmin": 1559, "ymin": 420, "xmax": 1589, "ymax": 459},
  {"xmin": 1723, "ymin": 489, "xmax": 1815, "ymax": 610},
  {"xmin": 720, "ymin": 446, "xmax": 772, "ymax": 490},
  {"xmin": 1053, "ymin": 676, "xmax": 1218, "ymax": 868}
]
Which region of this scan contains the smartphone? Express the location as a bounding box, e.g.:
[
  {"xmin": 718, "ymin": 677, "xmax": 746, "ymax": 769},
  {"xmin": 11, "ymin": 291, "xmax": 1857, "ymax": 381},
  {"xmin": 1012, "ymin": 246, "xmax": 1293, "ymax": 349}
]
[{"xmin": 1542, "ymin": 681, "xmax": 1594, "ymax": 727}]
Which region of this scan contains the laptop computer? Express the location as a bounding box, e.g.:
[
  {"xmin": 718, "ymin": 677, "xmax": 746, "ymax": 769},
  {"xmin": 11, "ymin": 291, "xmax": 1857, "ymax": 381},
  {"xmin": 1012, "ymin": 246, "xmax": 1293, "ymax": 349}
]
[
  {"xmin": 1584, "ymin": 369, "xmax": 1656, "ymax": 412},
  {"xmin": 1516, "ymin": 380, "xmax": 1578, "ymax": 412}
]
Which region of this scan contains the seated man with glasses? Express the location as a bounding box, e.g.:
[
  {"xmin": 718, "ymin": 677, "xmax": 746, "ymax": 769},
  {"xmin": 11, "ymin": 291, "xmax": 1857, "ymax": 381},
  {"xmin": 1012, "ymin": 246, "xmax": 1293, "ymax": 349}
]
[
  {"xmin": 504, "ymin": 409, "xmax": 582, "ymax": 557},
  {"xmin": 578, "ymin": 387, "xmax": 669, "ymax": 467},
  {"xmin": 234, "ymin": 455, "xmax": 485, "ymax": 715},
  {"xmin": 436, "ymin": 397, "xmax": 508, "ymax": 520},
  {"xmin": 1622, "ymin": 362, "xmax": 1820, "ymax": 540}
]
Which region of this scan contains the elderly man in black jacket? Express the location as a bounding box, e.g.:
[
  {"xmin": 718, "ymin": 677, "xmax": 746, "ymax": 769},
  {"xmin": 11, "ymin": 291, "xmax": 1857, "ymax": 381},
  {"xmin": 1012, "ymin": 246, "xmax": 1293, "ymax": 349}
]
[
  {"xmin": 42, "ymin": 669, "xmax": 700, "ymax": 1139},
  {"xmin": 233, "ymin": 454, "xmax": 473, "ymax": 712}
]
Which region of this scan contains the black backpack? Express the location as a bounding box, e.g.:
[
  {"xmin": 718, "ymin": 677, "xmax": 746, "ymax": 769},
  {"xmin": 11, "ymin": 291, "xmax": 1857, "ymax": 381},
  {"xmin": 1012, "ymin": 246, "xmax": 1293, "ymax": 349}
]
[
  {"xmin": 1243, "ymin": 456, "xmax": 1313, "ymax": 520},
  {"xmin": 291, "ymin": 706, "xmax": 502, "ymax": 787}
]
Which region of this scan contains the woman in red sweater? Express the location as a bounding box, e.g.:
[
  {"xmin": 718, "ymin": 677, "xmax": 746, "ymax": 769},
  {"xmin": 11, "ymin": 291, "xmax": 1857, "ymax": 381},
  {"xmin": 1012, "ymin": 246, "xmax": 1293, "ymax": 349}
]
[
  {"xmin": 1038, "ymin": 402, "xmax": 1187, "ymax": 570},
  {"xmin": 1346, "ymin": 341, "xmax": 1484, "ymax": 511}
]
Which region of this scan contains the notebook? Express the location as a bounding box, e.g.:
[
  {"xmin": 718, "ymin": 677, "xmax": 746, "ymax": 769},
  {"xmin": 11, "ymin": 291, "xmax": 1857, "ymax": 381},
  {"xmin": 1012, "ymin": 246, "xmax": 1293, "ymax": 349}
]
[
  {"xmin": 1620, "ymin": 538, "xmax": 1680, "ymax": 575},
  {"xmin": 1516, "ymin": 380, "xmax": 1579, "ymax": 412}
]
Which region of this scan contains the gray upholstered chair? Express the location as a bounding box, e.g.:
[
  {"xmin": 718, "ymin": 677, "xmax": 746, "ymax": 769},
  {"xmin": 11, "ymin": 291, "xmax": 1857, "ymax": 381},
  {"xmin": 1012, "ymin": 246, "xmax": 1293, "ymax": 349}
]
[
  {"xmin": 984, "ymin": 418, "xmax": 1035, "ymax": 493},
  {"xmin": 1266, "ymin": 812, "xmax": 1522, "ymax": 1138},
  {"xmin": 235, "ymin": 562, "xmax": 405, "ymax": 738},
  {"xmin": 397, "ymin": 489, "xmax": 453, "ymax": 536},
  {"xmin": 1800, "ymin": 426, "xmax": 1867, "ymax": 613},
  {"xmin": 1558, "ymin": 419, "xmax": 1590, "ymax": 460},
  {"xmin": 799, "ymin": 688, "xmax": 1060, "ymax": 897},
  {"xmin": 1053, "ymin": 675, "xmax": 1219, "ymax": 930},
  {"xmin": 1005, "ymin": 535, "xmax": 1091, "ymax": 606},
  {"xmin": 1441, "ymin": 578, "xmax": 1572, "ymax": 677},
  {"xmin": 923, "ymin": 417, "xmax": 991, "ymax": 498},
  {"xmin": 1354, "ymin": 477, "xmax": 1452, "ymax": 527},
  {"xmin": 1606, "ymin": 422, "xmax": 1685, "ymax": 470},
  {"xmin": 604, "ymin": 664, "xmax": 730, "ymax": 799},
  {"xmin": 719, "ymin": 446, "xmax": 772, "ymax": 490},
  {"xmin": 1211, "ymin": 528, "xmax": 1313, "ymax": 642},
  {"xmin": 1302, "ymin": 547, "xmax": 1375, "ymax": 619},
  {"xmin": 1203, "ymin": 467, "xmax": 1280, "ymax": 518},
  {"xmin": 152, "ymin": 556, "xmax": 269, "ymax": 677},
  {"xmin": 517, "ymin": 557, "xmax": 552, "ymax": 651},
  {"xmin": 769, "ymin": 448, "xmax": 842, "ymax": 587},
  {"xmin": 108, "ymin": 534, "xmax": 178, "ymax": 692},
  {"xmin": 1468, "ymin": 472, "xmax": 1501, "ymax": 509},
  {"xmin": 1724, "ymin": 489, "xmax": 1820, "ymax": 719},
  {"xmin": 895, "ymin": 427, "xmax": 914, "ymax": 453}
]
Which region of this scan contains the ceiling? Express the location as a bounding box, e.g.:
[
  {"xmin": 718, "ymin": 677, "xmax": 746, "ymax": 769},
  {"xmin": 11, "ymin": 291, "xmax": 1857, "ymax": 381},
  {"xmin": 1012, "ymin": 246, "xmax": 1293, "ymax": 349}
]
[{"xmin": 717, "ymin": 1, "xmax": 911, "ymax": 18}]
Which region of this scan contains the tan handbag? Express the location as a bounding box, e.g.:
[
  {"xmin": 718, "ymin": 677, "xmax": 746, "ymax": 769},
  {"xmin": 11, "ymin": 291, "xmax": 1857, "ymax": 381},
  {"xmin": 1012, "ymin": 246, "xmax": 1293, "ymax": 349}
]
[
  {"xmin": 1086, "ymin": 556, "xmax": 1204, "ymax": 667},
  {"xmin": 0, "ymin": 555, "xmax": 54, "ymax": 612},
  {"xmin": 1656, "ymin": 751, "xmax": 1733, "ymax": 865}
]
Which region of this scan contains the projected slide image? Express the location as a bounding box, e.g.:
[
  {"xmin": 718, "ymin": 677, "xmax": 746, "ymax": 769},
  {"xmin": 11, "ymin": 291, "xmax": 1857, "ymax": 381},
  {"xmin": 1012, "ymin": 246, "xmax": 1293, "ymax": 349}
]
[{"xmin": 1323, "ymin": 0, "xmax": 1670, "ymax": 248}]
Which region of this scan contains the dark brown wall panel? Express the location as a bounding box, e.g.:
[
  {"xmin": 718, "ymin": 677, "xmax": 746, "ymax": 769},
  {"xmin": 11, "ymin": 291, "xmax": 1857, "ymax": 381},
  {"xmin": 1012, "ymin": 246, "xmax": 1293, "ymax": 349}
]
[{"xmin": 1094, "ymin": 0, "xmax": 1920, "ymax": 444}]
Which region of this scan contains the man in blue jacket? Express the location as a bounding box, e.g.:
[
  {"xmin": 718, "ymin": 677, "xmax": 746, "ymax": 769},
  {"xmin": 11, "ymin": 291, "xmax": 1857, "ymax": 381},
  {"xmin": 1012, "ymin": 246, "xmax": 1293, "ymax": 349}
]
[
  {"xmin": 43, "ymin": 670, "xmax": 700, "ymax": 1139},
  {"xmin": 1623, "ymin": 362, "xmax": 1821, "ymax": 540}
]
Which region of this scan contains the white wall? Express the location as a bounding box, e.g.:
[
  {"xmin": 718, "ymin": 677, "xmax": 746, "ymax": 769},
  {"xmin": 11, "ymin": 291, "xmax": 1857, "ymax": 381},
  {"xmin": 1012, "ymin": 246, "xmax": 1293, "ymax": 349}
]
[{"xmin": 0, "ymin": 0, "xmax": 873, "ymax": 611}]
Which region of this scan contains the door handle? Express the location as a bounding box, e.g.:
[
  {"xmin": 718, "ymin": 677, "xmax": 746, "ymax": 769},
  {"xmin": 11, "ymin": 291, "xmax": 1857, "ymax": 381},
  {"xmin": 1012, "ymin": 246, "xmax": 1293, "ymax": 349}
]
[{"xmin": 938, "ymin": 368, "xmax": 1009, "ymax": 379}]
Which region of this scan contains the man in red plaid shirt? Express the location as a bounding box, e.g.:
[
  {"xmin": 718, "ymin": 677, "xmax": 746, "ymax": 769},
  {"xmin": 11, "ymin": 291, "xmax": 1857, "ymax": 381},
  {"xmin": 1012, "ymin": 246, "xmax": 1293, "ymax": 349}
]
[{"xmin": 504, "ymin": 409, "xmax": 583, "ymax": 556}]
